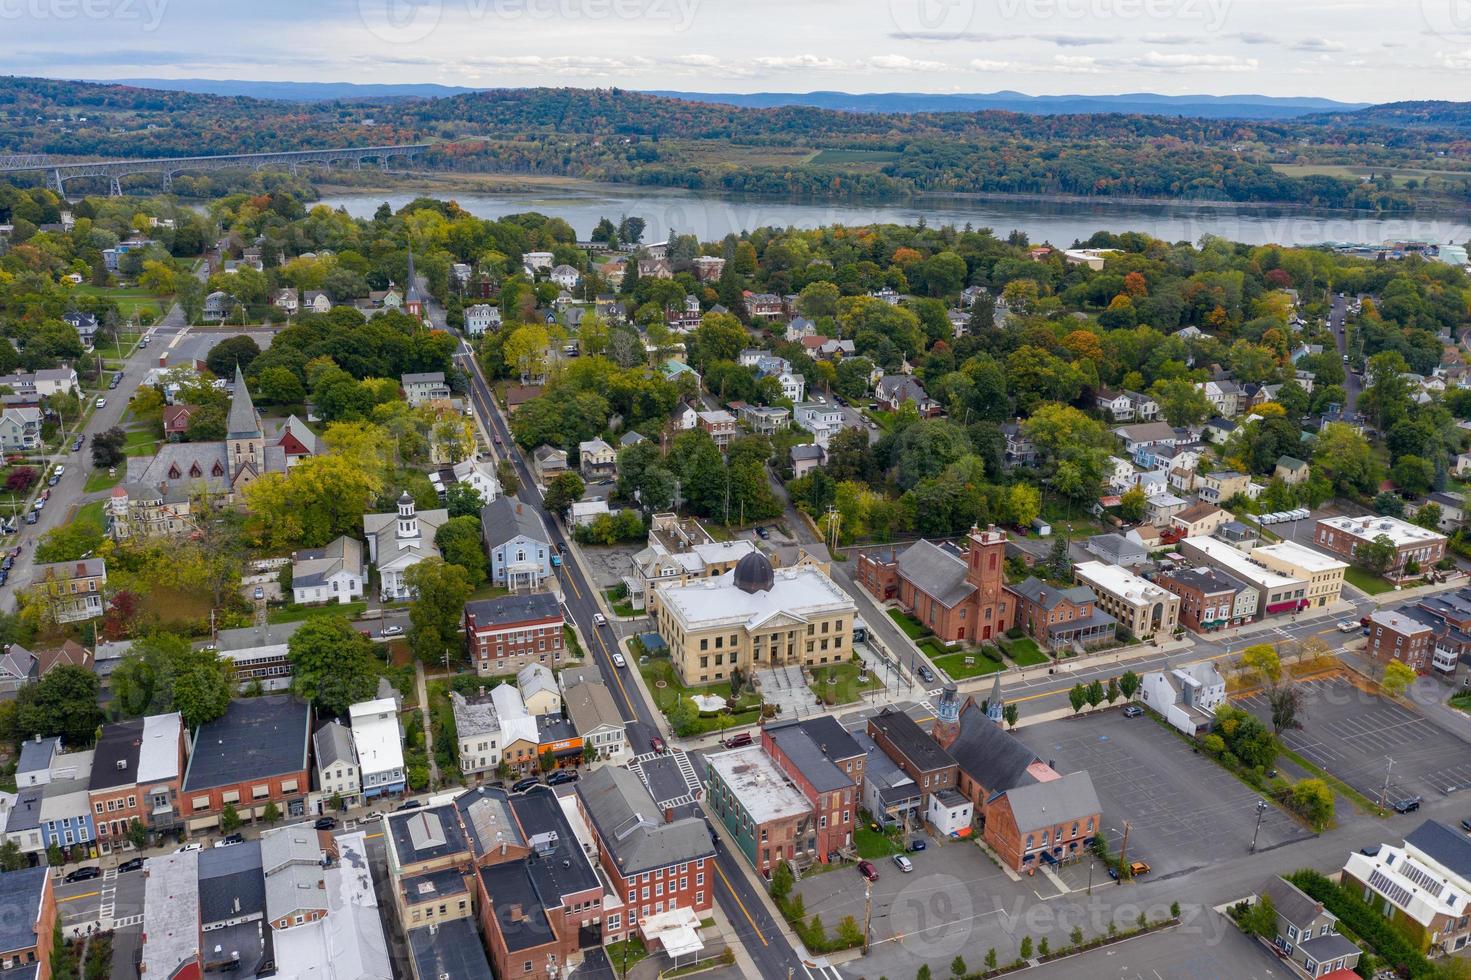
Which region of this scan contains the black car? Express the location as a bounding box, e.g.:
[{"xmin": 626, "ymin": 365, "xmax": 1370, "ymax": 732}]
[
  {"xmin": 547, "ymin": 770, "xmax": 579, "ymax": 786},
  {"xmin": 218, "ymin": 833, "xmax": 244, "ymax": 846},
  {"xmin": 65, "ymin": 866, "xmax": 102, "ymax": 883},
  {"xmin": 71, "ymin": 435, "xmax": 84, "ymax": 451},
  {"xmin": 1392, "ymin": 797, "xmax": 1422, "ymax": 814},
  {"xmin": 314, "ymin": 817, "xmax": 338, "ymax": 831},
  {"xmin": 917, "ymin": 665, "xmax": 935, "ymax": 684},
  {"xmin": 394, "ymin": 799, "xmax": 423, "ymax": 812},
  {"xmin": 46, "ymin": 474, "xmax": 59, "ymax": 487},
  {"xmin": 118, "ymin": 858, "xmax": 144, "ymax": 874},
  {"xmin": 1463, "ymin": 818, "xmax": 1471, "ymax": 834},
  {"xmin": 511, "ymin": 776, "xmax": 542, "ymax": 794}
]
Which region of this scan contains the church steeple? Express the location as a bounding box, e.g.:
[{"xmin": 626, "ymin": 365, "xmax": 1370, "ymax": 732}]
[
  {"xmin": 986, "ymin": 672, "xmax": 1005, "ymax": 725},
  {"xmin": 404, "ymin": 245, "xmax": 425, "ymax": 321},
  {"xmin": 226, "ymin": 364, "xmax": 262, "ymax": 440}
]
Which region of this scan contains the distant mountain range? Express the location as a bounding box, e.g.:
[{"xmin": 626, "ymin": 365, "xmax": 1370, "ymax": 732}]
[{"xmin": 110, "ymin": 78, "xmax": 1370, "ymax": 119}]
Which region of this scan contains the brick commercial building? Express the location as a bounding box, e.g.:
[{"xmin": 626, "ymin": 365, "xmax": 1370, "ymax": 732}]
[
  {"xmin": 704, "ymin": 744, "xmax": 815, "ymax": 877},
  {"xmin": 1154, "ymin": 566, "xmax": 1241, "ymax": 632},
  {"xmin": 180, "ymin": 697, "xmax": 311, "ymax": 832},
  {"xmin": 575, "ymin": 767, "xmax": 715, "ymax": 947},
  {"xmin": 88, "ymin": 713, "xmax": 186, "ymax": 850},
  {"xmin": 1366, "ymin": 608, "xmax": 1436, "ymax": 672},
  {"xmin": 932, "ymin": 685, "xmax": 1101, "ymax": 872},
  {"xmin": 464, "ymin": 592, "xmax": 566, "ymax": 676},
  {"xmin": 761, "ymin": 717, "xmax": 864, "ymax": 862},
  {"xmin": 1179, "ymin": 536, "xmax": 1305, "ymax": 619},
  {"xmin": 0, "ymin": 867, "xmax": 55, "ymax": 980},
  {"xmin": 867, "ymin": 708, "xmax": 958, "ymax": 805},
  {"xmin": 856, "ymin": 526, "xmax": 1010, "ymax": 644},
  {"xmin": 1315, "ymin": 515, "xmax": 1446, "ymax": 579},
  {"xmin": 1005, "ymin": 577, "xmax": 1116, "ymax": 650}
]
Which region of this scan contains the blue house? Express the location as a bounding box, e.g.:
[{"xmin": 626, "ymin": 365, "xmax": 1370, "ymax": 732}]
[{"xmin": 481, "ymin": 498, "xmax": 553, "ymax": 592}]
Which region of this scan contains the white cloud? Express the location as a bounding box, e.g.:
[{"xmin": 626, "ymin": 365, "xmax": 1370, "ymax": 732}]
[
  {"xmin": 1292, "ymin": 38, "xmax": 1345, "ymax": 52},
  {"xmin": 860, "ymin": 54, "xmax": 949, "ymax": 71}
]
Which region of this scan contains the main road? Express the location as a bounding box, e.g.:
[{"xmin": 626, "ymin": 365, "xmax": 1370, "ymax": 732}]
[{"xmin": 451, "ymin": 340, "xmax": 810, "ymax": 979}]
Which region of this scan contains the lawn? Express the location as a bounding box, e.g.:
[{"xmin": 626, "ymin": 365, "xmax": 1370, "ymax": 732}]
[
  {"xmin": 603, "ymin": 938, "xmax": 648, "ymax": 974},
  {"xmin": 267, "ymin": 601, "xmax": 368, "ymax": 625},
  {"xmin": 917, "ymin": 636, "xmax": 961, "ymax": 660},
  {"xmin": 854, "ymin": 824, "xmax": 902, "ymax": 859},
  {"xmin": 466, "ymin": 583, "xmax": 509, "ymax": 602},
  {"xmin": 1450, "ymin": 692, "xmax": 1471, "ymax": 713},
  {"xmin": 932, "ymin": 649, "xmax": 1005, "ymax": 679},
  {"xmin": 71, "ymin": 284, "xmax": 169, "ymax": 320},
  {"xmin": 122, "ymin": 428, "xmax": 162, "ymax": 458},
  {"xmin": 887, "ymin": 608, "xmax": 928, "ymax": 640},
  {"xmin": 640, "ymin": 657, "xmax": 762, "ymax": 736},
  {"xmin": 84, "ymin": 462, "xmax": 125, "ymax": 493},
  {"xmin": 74, "ymin": 499, "xmax": 106, "ymax": 531},
  {"xmin": 999, "ymin": 635, "xmax": 1048, "ymax": 667},
  {"xmin": 602, "ymin": 588, "xmax": 639, "ymax": 619},
  {"xmin": 1343, "ymin": 565, "xmax": 1394, "ymax": 595},
  {"xmin": 809, "ymin": 660, "xmax": 883, "ymax": 706}
]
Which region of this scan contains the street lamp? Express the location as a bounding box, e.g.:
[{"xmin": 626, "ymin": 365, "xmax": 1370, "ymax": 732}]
[{"xmin": 1250, "ymin": 799, "xmax": 1269, "ymax": 853}]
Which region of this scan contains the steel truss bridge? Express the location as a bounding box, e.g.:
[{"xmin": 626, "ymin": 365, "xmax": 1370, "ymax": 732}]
[{"xmin": 0, "ymin": 144, "xmax": 431, "ymax": 195}]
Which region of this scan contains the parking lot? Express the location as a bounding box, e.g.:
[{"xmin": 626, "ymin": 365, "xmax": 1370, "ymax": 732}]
[
  {"xmin": 1015, "ymin": 711, "xmax": 1312, "ymax": 879},
  {"xmin": 1239, "ymin": 675, "xmax": 1471, "ymax": 803}
]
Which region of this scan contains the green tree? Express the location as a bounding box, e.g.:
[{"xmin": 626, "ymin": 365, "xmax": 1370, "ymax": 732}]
[
  {"xmin": 1353, "ymin": 533, "xmax": 1398, "ymax": 576},
  {"xmin": 435, "ymin": 515, "xmax": 488, "ymax": 585},
  {"xmin": 261, "ymin": 802, "xmax": 282, "ymax": 825},
  {"xmin": 543, "ymin": 471, "xmax": 586, "ymax": 517},
  {"xmin": 14, "ymin": 666, "xmax": 102, "ymax": 747},
  {"xmin": 1020, "ymin": 936, "xmax": 1033, "ymax": 959},
  {"xmin": 1290, "ymin": 779, "xmax": 1335, "ymax": 829},
  {"xmin": 1241, "ymin": 894, "xmax": 1277, "ymax": 938},
  {"xmin": 0, "ymin": 839, "xmax": 24, "ymax": 871},
  {"xmin": 1084, "ymin": 679, "xmax": 1104, "ymax": 708},
  {"xmin": 985, "ymin": 949, "xmax": 998, "ymax": 970},
  {"xmin": 1105, "ymin": 677, "xmax": 1119, "ymax": 704},
  {"xmin": 1003, "ymin": 702, "xmax": 1019, "ymax": 729},
  {"xmin": 771, "ymin": 860, "xmax": 794, "ymax": 902},
  {"xmin": 206, "ymin": 335, "xmax": 261, "ymax": 377},
  {"xmin": 406, "ymin": 559, "xmax": 473, "ymax": 667},
  {"xmin": 496, "ymin": 459, "xmax": 520, "ymax": 496},
  {"xmin": 1068, "ymin": 683, "xmax": 1086, "ymax": 714},
  {"xmin": 950, "ymin": 954, "xmax": 967, "ymax": 977},
  {"xmin": 1118, "ymin": 486, "xmax": 1147, "ymax": 523},
  {"xmin": 1240, "ymin": 644, "xmax": 1282, "ymax": 685},
  {"xmin": 286, "ymin": 616, "xmax": 382, "ymax": 715},
  {"xmin": 220, "ymin": 803, "xmax": 242, "ymax": 833},
  {"xmin": 126, "ymin": 819, "xmax": 148, "ymax": 850},
  {"xmin": 1119, "ymin": 670, "xmax": 1140, "ymax": 699},
  {"xmin": 1312, "ymin": 422, "xmax": 1378, "ymax": 498}
]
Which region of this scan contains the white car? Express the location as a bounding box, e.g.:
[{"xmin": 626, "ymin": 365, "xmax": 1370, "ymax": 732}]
[
  {"xmin": 893, "ymin": 854, "xmax": 914, "ymax": 873},
  {"xmin": 174, "ymin": 843, "xmax": 203, "ymax": 853},
  {"xmin": 612, "ymin": 652, "xmax": 627, "ymax": 668},
  {"xmin": 593, "ymin": 613, "xmax": 607, "ymax": 627},
  {"xmin": 95, "ymin": 397, "xmax": 106, "ymax": 409},
  {"xmin": 52, "ymin": 465, "xmax": 63, "ymax": 478},
  {"xmin": 380, "ymin": 625, "xmax": 404, "ymax": 637},
  {"xmin": 1338, "ymin": 621, "xmax": 1360, "ymax": 633}
]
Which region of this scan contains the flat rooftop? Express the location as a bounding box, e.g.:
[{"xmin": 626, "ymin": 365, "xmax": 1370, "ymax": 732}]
[
  {"xmin": 183, "ymin": 696, "xmax": 310, "ymax": 791},
  {"xmin": 388, "ymin": 804, "xmax": 469, "ymax": 867},
  {"xmin": 706, "ymin": 745, "xmax": 811, "ymax": 824},
  {"xmin": 1318, "ymin": 514, "xmax": 1446, "ymax": 549},
  {"xmin": 409, "ymin": 919, "xmax": 493, "ymax": 980},
  {"xmin": 659, "ymin": 566, "xmax": 854, "ymax": 630},
  {"xmin": 1074, "ymin": 561, "xmax": 1174, "ymax": 607},
  {"xmin": 1184, "ymin": 536, "xmax": 1300, "ymax": 590},
  {"xmin": 141, "ymin": 851, "xmax": 200, "ymax": 980},
  {"xmin": 1253, "ymin": 539, "xmax": 1347, "ymax": 574},
  {"xmin": 1371, "ymin": 608, "xmax": 1436, "ymax": 635}
]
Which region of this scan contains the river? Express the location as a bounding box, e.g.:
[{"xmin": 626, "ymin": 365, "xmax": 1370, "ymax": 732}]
[{"xmin": 317, "ymin": 184, "xmax": 1471, "ymax": 248}]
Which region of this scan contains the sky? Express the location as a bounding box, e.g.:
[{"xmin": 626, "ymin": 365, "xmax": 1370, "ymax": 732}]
[{"xmin": 2, "ymin": 0, "xmax": 1463, "ymax": 103}]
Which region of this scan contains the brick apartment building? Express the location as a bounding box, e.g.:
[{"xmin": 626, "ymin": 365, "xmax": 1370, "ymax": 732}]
[
  {"xmin": 0, "ymin": 867, "xmax": 55, "ymax": 980},
  {"xmin": 705, "ymin": 744, "xmax": 815, "ymax": 877},
  {"xmin": 696, "ymin": 410, "xmax": 737, "ymax": 450},
  {"xmin": 867, "ymin": 708, "xmax": 957, "ymax": 801},
  {"xmin": 856, "ymin": 525, "xmax": 1010, "ymax": 644},
  {"xmin": 464, "ymin": 592, "xmax": 566, "ymax": 676},
  {"xmin": 761, "ymin": 717, "xmax": 865, "ymax": 861},
  {"xmin": 1366, "ymin": 608, "xmax": 1435, "ymax": 672},
  {"xmin": 88, "ymin": 713, "xmax": 186, "ymax": 849},
  {"xmin": 180, "ymin": 697, "xmax": 312, "ymax": 832},
  {"xmin": 575, "ymin": 767, "xmax": 716, "ymax": 946},
  {"xmin": 1315, "ymin": 515, "xmax": 1446, "ymax": 579},
  {"xmin": 1154, "ymin": 566, "xmax": 1241, "ymax": 633},
  {"xmin": 1006, "ymin": 577, "xmax": 1116, "ymax": 649}
]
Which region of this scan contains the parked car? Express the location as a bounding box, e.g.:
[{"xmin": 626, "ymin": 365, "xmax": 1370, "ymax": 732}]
[
  {"xmin": 118, "ymin": 858, "xmax": 144, "ymax": 874},
  {"xmin": 214, "ymin": 833, "xmax": 244, "ymax": 848},
  {"xmin": 95, "ymin": 397, "xmax": 106, "ymax": 408},
  {"xmin": 511, "ymin": 776, "xmax": 542, "ymax": 794},
  {"xmin": 71, "ymin": 435, "xmax": 84, "ymax": 452},
  {"xmin": 380, "ymin": 625, "xmax": 404, "ymax": 637},
  {"xmin": 892, "ymin": 854, "xmax": 914, "ymax": 873},
  {"xmin": 1122, "ymin": 705, "xmax": 1144, "ymax": 718},
  {"xmin": 174, "ymin": 843, "xmax": 203, "ymax": 853},
  {"xmin": 1393, "ymin": 797, "xmax": 1422, "ymax": 814},
  {"xmin": 722, "ymin": 732, "xmax": 753, "ymax": 749},
  {"xmin": 650, "ymin": 735, "xmax": 666, "ymax": 754},
  {"xmin": 611, "ymin": 651, "xmax": 627, "ymax": 668},
  {"xmin": 857, "ymin": 860, "xmax": 879, "ymax": 882},
  {"xmin": 1129, "ymin": 861, "xmax": 1151, "ymax": 877},
  {"xmin": 24, "ymin": 511, "xmax": 36, "ymax": 524},
  {"xmin": 395, "ymin": 799, "xmax": 423, "ymax": 812},
  {"xmin": 65, "ymin": 866, "xmax": 102, "ymax": 883},
  {"xmin": 907, "ymin": 839, "xmax": 926, "ymax": 852},
  {"xmin": 1337, "ymin": 621, "xmax": 1359, "ymax": 633},
  {"xmin": 755, "ymin": 526, "xmax": 770, "ymax": 540},
  {"xmin": 593, "ymin": 613, "xmax": 607, "ymax": 627},
  {"xmin": 46, "ymin": 474, "xmax": 58, "ymax": 487},
  {"xmin": 547, "ymin": 770, "xmax": 579, "ymax": 786},
  {"xmin": 1461, "ymin": 818, "xmax": 1471, "ymax": 834},
  {"xmin": 917, "ymin": 665, "xmax": 935, "ymax": 683},
  {"xmin": 314, "ymin": 817, "xmax": 338, "ymax": 830}
]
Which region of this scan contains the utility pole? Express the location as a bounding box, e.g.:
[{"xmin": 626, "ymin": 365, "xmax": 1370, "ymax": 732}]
[
  {"xmin": 1379, "ymin": 756, "xmax": 1394, "ymax": 815},
  {"xmin": 1250, "ymin": 799, "xmax": 1269, "ymax": 853},
  {"xmin": 863, "ymin": 879, "xmax": 874, "ymax": 954},
  {"xmin": 1116, "ymin": 821, "xmax": 1130, "ymax": 886}
]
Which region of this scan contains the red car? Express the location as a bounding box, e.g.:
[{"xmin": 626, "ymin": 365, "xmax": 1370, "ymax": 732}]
[
  {"xmin": 858, "ymin": 860, "xmax": 879, "ymax": 882},
  {"xmin": 650, "ymin": 735, "xmax": 666, "ymax": 754}
]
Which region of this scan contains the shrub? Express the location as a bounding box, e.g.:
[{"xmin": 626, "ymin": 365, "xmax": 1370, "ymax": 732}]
[{"xmin": 1287, "ymin": 870, "xmax": 1432, "ymax": 978}]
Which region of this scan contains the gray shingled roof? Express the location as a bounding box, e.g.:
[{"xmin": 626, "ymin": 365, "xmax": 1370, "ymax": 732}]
[
  {"xmin": 1000, "ymin": 770, "xmax": 1100, "ymax": 833},
  {"xmin": 313, "ymin": 721, "xmax": 354, "ymax": 770},
  {"xmin": 896, "ymin": 540, "xmax": 975, "ymax": 608},
  {"xmin": 577, "ymin": 768, "xmax": 714, "ymax": 875},
  {"xmin": 0, "ymin": 867, "xmax": 48, "ymax": 957},
  {"xmin": 1407, "ymin": 820, "xmax": 1471, "ymax": 882},
  {"xmin": 480, "ymin": 497, "xmax": 548, "ymax": 549},
  {"xmin": 1259, "ymin": 876, "xmax": 1327, "ymax": 929},
  {"xmin": 1007, "ymin": 577, "xmax": 1096, "ymax": 613},
  {"xmin": 947, "ymin": 701, "xmax": 1044, "ymax": 799},
  {"xmin": 198, "ymin": 839, "xmax": 265, "ymax": 926}
]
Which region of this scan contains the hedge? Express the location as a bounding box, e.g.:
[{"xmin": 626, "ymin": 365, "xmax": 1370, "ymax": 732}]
[{"xmin": 1287, "ymin": 870, "xmax": 1432, "ymax": 978}]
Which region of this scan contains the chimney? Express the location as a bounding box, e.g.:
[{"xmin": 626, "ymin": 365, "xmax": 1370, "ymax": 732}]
[{"xmin": 664, "ymin": 807, "xmax": 674, "ymax": 824}]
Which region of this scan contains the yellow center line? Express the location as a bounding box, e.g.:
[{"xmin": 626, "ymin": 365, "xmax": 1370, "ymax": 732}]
[
  {"xmin": 713, "ymin": 858, "xmax": 769, "ymax": 947},
  {"xmin": 365, "ymin": 832, "xmax": 383, "ymax": 840},
  {"xmin": 594, "ymin": 627, "xmax": 637, "ymax": 718},
  {"xmin": 58, "ymin": 890, "xmax": 99, "ymax": 903}
]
